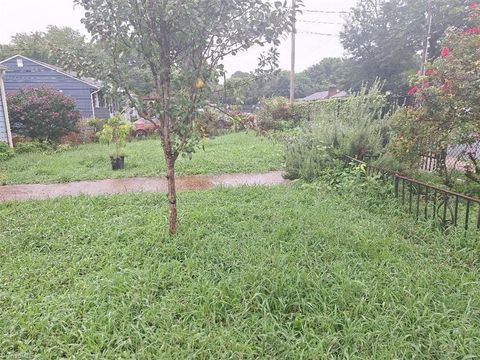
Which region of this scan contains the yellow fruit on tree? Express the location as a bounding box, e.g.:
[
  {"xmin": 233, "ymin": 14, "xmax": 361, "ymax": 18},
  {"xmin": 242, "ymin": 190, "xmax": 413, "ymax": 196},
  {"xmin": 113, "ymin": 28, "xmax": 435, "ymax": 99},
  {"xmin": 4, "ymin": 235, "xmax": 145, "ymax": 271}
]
[{"xmin": 195, "ymin": 78, "xmax": 205, "ymax": 89}]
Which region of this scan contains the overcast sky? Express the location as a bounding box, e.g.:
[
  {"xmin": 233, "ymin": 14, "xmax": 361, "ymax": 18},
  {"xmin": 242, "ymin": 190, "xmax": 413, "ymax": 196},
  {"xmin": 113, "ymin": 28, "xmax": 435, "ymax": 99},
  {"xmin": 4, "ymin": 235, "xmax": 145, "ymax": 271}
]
[{"xmin": 0, "ymin": 0, "xmax": 357, "ymax": 75}]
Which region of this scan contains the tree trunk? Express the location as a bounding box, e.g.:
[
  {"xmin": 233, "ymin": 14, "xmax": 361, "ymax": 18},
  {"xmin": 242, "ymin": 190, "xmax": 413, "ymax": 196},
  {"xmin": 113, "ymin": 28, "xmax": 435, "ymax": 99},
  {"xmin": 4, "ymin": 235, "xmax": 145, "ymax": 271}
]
[
  {"xmin": 159, "ymin": 108, "xmax": 177, "ymax": 234},
  {"xmin": 158, "ymin": 72, "xmax": 177, "ymax": 234},
  {"xmin": 165, "ymin": 153, "xmax": 178, "ymax": 234}
]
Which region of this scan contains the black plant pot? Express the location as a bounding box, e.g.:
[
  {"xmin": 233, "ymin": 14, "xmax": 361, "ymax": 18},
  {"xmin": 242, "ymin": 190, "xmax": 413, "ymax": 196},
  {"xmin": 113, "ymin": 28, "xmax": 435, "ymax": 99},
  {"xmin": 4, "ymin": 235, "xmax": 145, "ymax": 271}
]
[{"xmin": 111, "ymin": 156, "xmax": 125, "ymax": 170}]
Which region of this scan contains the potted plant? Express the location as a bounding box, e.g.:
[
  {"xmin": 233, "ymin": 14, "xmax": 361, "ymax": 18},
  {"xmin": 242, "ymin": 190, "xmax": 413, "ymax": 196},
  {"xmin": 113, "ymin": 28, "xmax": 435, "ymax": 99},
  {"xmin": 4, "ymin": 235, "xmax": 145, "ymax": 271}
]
[{"xmin": 98, "ymin": 115, "xmax": 133, "ymax": 170}]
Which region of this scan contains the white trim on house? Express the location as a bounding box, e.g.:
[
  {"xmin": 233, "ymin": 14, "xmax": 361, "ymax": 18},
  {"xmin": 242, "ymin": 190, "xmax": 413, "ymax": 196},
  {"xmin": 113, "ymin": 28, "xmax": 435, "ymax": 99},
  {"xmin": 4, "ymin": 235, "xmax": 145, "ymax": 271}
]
[
  {"xmin": 0, "ymin": 65, "xmax": 13, "ymax": 147},
  {"xmin": 0, "ymin": 55, "xmax": 100, "ymax": 90},
  {"xmin": 90, "ymin": 89, "xmax": 101, "ymax": 119}
]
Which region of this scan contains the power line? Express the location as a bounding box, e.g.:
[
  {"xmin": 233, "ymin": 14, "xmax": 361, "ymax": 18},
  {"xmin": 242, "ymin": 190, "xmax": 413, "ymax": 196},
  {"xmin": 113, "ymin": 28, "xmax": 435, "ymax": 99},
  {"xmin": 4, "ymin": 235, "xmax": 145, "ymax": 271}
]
[
  {"xmin": 297, "ymin": 31, "xmax": 339, "ymax": 37},
  {"xmin": 303, "ymin": 9, "xmax": 348, "ymax": 14},
  {"xmin": 298, "ymin": 20, "xmax": 343, "ymax": 25}
]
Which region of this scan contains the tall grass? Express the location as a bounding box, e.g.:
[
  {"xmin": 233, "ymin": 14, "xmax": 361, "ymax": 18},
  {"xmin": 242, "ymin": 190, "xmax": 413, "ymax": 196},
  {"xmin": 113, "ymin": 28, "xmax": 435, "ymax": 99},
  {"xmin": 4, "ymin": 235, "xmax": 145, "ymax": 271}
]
[{"xmin": 0, "ymin": 185, "xmax": 479, "ymax": 358}]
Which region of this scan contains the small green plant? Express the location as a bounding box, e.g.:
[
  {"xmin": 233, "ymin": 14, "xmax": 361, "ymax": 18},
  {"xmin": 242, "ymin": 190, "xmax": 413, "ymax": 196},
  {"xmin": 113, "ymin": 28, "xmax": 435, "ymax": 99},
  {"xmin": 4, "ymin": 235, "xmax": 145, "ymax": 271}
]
[
  {"xmin": 98, "ymin": 116, "xmax": 132, "ymax": 158},
  {"xmin": 0, "ymin": 141, "xmax": 14, "ymax": 161}
]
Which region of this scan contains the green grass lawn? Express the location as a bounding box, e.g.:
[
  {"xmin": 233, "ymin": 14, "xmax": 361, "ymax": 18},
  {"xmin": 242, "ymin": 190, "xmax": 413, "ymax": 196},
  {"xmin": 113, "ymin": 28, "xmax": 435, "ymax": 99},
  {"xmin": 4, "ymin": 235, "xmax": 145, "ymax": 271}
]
[
  {"xmin": 1, "ymin": 185, "xmax": 479, "ymax": 358},
  {"xmin": 0, "ymin": 132, "xmax": 282, "ymax": 185}
]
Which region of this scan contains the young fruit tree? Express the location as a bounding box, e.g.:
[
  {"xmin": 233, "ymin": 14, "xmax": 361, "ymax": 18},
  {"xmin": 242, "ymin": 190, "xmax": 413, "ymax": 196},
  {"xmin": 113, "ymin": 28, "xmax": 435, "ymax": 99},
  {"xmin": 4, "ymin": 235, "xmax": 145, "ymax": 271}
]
[{"xmin": 74, "ymin": 0, "xmax": 296, "ymax": 233}]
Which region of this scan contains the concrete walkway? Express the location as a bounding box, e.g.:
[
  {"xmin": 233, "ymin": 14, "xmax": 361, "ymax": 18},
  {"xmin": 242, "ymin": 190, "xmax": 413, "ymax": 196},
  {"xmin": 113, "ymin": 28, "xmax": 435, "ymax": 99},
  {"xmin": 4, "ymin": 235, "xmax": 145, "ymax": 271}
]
[{"xmin": 0, "ymin": 171, "xmax": 288, "ymax": 202}]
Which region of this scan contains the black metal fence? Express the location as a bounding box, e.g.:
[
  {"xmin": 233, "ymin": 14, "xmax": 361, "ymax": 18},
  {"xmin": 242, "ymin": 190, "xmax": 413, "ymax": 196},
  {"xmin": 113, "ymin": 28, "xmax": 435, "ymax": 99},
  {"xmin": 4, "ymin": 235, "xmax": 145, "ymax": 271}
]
[{"xmin": 344, "ymin": 156, "xmax": 480, "ymax": 233}]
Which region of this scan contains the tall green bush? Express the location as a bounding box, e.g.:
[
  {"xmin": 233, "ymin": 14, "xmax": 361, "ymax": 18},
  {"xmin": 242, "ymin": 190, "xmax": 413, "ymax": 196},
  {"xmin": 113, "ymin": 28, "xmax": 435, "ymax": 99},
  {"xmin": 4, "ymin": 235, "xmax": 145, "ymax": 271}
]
[{"xmin": 284, "ymin": 82, "xmax": 391, "ymax": 180}]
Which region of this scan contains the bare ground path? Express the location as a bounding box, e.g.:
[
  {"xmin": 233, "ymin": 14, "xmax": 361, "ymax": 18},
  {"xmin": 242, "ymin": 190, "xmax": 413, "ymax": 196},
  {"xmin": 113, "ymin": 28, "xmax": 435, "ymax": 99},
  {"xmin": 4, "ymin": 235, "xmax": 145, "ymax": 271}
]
[{"xmin": 0, "ymin": 171, "xmax": 288, "ymax": 202}]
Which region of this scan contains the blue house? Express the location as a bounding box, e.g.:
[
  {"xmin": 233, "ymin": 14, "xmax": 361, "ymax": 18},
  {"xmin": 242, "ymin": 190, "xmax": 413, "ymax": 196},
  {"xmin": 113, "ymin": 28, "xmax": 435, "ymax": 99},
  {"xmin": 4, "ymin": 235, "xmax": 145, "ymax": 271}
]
[
  {"xmin": 0, "ymin": 55, "xmax": 112, "ymax": 119},
  {"xmin": 0, "ymin": 65, "xmax": 13, "ymax": 147}
]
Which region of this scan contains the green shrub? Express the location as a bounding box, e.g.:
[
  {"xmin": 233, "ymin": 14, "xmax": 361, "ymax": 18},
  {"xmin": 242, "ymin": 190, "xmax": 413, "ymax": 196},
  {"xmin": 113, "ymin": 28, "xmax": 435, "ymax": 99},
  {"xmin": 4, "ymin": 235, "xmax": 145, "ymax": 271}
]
[
  {"xmin": 15, "ymin": 141, "xmax": 53, "ymax": 154},
  {"xmin": 196, "ymin": 108, "xmax": 255, "ymax": 136},
  {"xmin": 87, "ymin": 118, "xmax": 108, "ymax": 134},
  {"xmin": 372, "ymin": 153, "xmax": 408, "ymax": 173},
  {"xmin": 255, "ymin": 97, "xmax": 306, "ymax": 132},
  {"xmin": 284, "ymin": 82, "xmax": 391, "ymax": 180},
  {"xmin": 284, "ymin": 132, "xmax": 335, "ymax": 181},
  {"xmin": 0, "ymin": 141, "xmax": 14, "ymax": 161},
  {"xmin": 7, "ymin": 87, "xmax": 81, "ymax": 143}
]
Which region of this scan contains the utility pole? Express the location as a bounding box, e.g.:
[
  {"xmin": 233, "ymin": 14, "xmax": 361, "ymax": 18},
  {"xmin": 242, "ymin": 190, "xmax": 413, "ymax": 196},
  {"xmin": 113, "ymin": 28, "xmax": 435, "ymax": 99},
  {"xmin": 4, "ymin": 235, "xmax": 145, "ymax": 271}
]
[
  {"xmin": 223, "ymin": 72, "xmax": 228, "ymax": 109},
  {"xmin": 420, "ymin": 0, "xmax": 433, "ymax": 76},
  {"xmin": 290, "ymin": 0, "xmax": 296, "ymax": 104}
]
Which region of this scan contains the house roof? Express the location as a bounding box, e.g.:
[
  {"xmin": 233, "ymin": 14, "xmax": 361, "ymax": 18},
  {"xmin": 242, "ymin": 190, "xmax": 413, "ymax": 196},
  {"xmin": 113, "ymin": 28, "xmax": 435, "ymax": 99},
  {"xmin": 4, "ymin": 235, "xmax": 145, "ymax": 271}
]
[
  {"xmin": 300, "ymin": 91, "xmax": 330, "ymax": 101},
  {"xmin": 0, "ymin": 55, "xmax": 101, "ymax": 89},
  {"xmin": 297, "ymin": 90, "xmax": 348, "ymax": 102},
  {"xmin": 331, "ymin": 91, "xmax": 348, "ymax": 98}
]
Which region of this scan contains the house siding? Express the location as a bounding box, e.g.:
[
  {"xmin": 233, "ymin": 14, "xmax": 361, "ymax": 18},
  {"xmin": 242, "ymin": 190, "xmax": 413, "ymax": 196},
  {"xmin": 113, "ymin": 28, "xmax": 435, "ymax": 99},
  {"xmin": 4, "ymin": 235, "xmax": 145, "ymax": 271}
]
[
  {"xmin": 1, "ymin": 57, "xmax": 97, "ymax": 118},
  {"xmin": 94, "ymin": 107, "xmax": 111, "ymax": 119}
]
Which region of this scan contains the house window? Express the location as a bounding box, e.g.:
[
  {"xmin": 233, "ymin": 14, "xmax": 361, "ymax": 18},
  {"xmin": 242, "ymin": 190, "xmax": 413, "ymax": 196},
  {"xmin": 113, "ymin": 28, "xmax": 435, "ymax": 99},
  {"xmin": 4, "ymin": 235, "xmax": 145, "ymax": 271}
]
[
  {"xmin": 94, "ymin": 93, "xmax": 106, "ymax": 108},
  {"xmin": 16, "ymin": 58, "xmax": 24, "ymax": 68}
]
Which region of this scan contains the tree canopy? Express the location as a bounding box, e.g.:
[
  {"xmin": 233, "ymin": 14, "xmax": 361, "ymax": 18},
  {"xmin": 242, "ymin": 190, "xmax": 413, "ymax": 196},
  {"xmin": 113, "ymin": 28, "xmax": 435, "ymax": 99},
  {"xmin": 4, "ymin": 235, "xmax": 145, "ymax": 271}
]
[
  {"xmin": 222, "ymin": 57, "xmax": 349, "ymax": 105},
  {"xmin": 0, "ymin": 26, "xmax": 103, "ymax": 77},
  {"xmin": 340, "ymin": 0, "xmax": 470, "ymax": 93}
]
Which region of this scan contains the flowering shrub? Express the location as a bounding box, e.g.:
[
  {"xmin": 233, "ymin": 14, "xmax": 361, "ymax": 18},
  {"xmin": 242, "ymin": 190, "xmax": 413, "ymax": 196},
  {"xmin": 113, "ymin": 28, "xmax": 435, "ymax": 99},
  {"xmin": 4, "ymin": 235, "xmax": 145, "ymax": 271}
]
[
  {"xmin": 7, "ymin": 88, "xmax": 81, "ymax": 143},
  {"xmin": 391, "ymin": 3, "xmax": 480, "ymax": 184}
]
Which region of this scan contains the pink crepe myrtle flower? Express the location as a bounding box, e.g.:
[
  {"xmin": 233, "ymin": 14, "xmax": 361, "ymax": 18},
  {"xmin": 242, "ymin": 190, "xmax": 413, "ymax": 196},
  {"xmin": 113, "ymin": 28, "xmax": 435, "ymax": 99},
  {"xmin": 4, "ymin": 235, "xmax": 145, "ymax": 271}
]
[
  {"xmin": 442, "ymin": 82, "xmax": 450, "ymax": 93},
  {"xmin": 440, "ymin": 47, "xmax": 450, "ymax": 57},
  {"xmin": 469, "ymin": 2, "xmax": 478, "ymax": 9},
  {"xmin": 465, "ymin": 27, "xmax": 480, "ymax": 34},
  {"xmin": 421, "ymin": 81, "xmax": 430, "ymax": 89},
  {"xmin": 407, "ymin": 86, "xmax": 419, "ymax": 96}
]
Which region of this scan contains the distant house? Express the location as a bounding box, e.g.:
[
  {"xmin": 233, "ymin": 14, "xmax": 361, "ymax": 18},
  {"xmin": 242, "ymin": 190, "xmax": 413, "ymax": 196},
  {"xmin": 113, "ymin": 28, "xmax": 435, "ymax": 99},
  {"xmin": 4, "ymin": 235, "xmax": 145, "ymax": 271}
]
[
  {"xmin": 0, "ymin": 65, "xmax": 13, "ymax": 147},
  {"xmin": 0, "ymin": 55, "xmax": 112, "ymax": 119},
  {"xmin": 298, "ymin": 86, "xmax": 348, "ymax": 102}
]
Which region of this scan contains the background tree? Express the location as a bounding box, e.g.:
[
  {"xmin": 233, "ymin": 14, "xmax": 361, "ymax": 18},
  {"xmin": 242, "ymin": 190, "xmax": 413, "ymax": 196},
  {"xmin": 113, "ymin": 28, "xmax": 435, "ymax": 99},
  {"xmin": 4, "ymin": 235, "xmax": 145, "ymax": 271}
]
[
  {"xmin": 222, "ymin": 57, "xmax": 348, "ymax": 106},
  {"xmin": 74, "ymin": 0, "xmax": 296, "ymax": 233},
  {"xmin": 7, "ymin": 88, "xmax": 81, "ymax": 143},
  {"xmin": 301, "ymin": 57, "xmax": 349, "ymax": 92},
  {"xmin": 341, "ymin": 0, "xmax": 469, "ymax": 93},
  {"xmin": 0, "ymin": 26, "xmax": 98, "ymax": 75}
]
